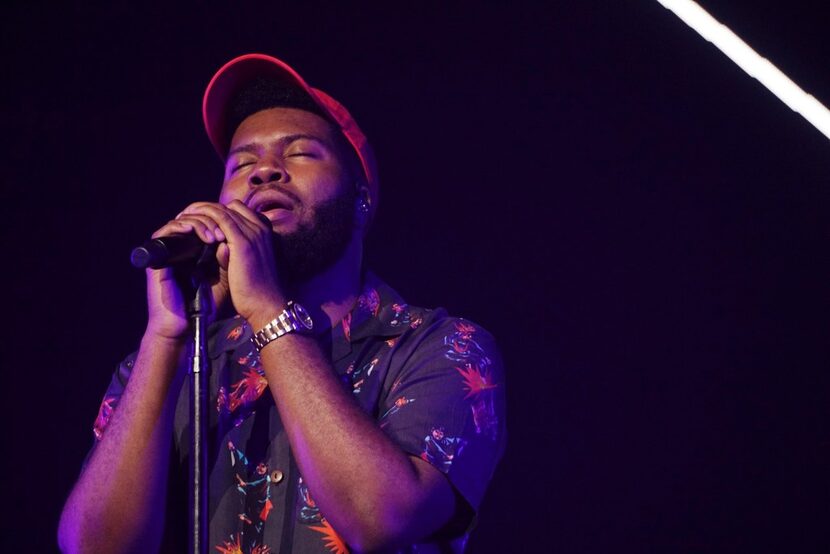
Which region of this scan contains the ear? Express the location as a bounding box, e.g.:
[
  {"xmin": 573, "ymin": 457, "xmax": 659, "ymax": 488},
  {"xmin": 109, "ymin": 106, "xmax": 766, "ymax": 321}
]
[{"xmin": 356, "ymin": 185, "xmax": 371, "ymax": 215}]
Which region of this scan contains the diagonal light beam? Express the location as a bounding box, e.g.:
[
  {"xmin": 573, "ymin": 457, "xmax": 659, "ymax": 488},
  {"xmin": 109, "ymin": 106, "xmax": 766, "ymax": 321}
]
[{"xmin": 656, "ymin": 0, "xmax": 830, "ymax": 140}]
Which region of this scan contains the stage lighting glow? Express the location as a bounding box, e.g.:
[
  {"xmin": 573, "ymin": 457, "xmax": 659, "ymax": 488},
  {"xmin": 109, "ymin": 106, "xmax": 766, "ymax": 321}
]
[{"xmin": 656, "ymin": 0, "xmax": 830, "ymax": 140}]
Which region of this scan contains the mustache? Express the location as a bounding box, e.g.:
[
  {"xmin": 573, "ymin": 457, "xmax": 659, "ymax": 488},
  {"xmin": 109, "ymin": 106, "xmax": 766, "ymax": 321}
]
[{"xmin": 242, "ymin": 186, "xmax": 303, "ymax": 209}]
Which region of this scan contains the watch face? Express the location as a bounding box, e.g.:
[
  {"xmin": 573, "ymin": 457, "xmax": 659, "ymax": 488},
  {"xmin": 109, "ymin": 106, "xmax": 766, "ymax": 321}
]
[{"xmin": 292, "ymin": 303, "xmax": 314, "ymax": 330}]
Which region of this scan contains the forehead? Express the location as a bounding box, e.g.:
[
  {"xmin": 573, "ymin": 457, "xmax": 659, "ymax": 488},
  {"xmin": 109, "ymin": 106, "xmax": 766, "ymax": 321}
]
[{"xmin": 228, "ymin": 106, "xmax": 338, "ymax": 152}]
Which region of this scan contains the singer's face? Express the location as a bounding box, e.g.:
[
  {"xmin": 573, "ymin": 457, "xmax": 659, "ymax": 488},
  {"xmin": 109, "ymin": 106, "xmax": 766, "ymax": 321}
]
[
  {"xmin": 219, "ymin": 107, "xmax": 358, "ymax": 283},
  {"xmin": 219, "ymin": 107, "xmax": 354, "ymax": 234}
]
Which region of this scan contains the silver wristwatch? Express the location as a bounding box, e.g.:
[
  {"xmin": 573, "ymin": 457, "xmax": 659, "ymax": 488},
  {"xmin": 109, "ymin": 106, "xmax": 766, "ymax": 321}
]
[{"xmin": 251, "ymin": 301, "xmax": 314, "ymax": 351}]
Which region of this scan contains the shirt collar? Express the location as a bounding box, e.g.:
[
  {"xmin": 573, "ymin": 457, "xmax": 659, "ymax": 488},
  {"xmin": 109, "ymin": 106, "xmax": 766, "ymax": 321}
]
[
  {"xmin": 332, "ymin": 272, "xmax": 411, "ymax": 361},
  {"xmin": 209, "ymin": 271, "xmax": 411, "ymax": 361}
]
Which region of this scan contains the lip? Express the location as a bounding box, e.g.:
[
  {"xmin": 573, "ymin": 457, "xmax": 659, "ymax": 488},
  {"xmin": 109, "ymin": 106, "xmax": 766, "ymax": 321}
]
[
  {"xmin": 249, "ymin": 191, "xmax": 296, "ymax": 214},
  {"xmin": 261, "ymin": 207, "xmax": 294, "ymax": 224}
]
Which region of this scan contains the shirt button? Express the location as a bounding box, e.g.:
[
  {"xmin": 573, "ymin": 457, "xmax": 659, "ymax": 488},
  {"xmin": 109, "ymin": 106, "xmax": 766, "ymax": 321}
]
[{"xmin": 271, "ymin": 469, "xmax": 284, "ymax": 484}]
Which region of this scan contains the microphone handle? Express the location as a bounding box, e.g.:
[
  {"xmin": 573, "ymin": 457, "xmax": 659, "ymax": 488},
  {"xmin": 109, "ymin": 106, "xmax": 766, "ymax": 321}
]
[
  {"xmin": 131, "ymin": 212, "xmax": 270, "ymax": 269},
  {"xmin": 130, "ymin": 234, "xmax": 206, "ymax": 269}
]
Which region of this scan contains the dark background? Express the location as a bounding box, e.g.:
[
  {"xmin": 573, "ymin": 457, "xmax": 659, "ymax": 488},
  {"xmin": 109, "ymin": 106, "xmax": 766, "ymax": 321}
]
[{"xmin": 3, "ymin": 1, "xmax": 828, "ymax": 552}]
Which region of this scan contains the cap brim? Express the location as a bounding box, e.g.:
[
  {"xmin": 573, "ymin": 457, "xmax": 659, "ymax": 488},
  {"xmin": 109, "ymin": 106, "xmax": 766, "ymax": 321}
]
[{"xmin": 203, "ymin": 53, "xmax": 316, "ymax": 160}]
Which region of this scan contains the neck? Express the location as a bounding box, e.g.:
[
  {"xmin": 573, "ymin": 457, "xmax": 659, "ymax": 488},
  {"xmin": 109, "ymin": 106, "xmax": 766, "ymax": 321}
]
[{"xmin": 289, "ymin": 236, "xmax": 364, "ymax": 331}]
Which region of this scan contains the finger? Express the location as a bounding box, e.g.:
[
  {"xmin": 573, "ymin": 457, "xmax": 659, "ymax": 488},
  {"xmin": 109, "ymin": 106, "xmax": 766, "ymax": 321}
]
[
  {"xmin": 176, "ymin": 212, "xmax": 226, "ymax": 243},
  {"xmin": 151, "ymin": 219, "xmax": 195, "ymax": 240},
  {"xmin": 226, "ymin": 200, "xmax": 270, "ymax": 229},
  {"xmin": 178, "ymin": 202, "xmax": 233, "ymax": 242},
  {"xmin": 179, "ymin": 201, "xmax": 227, "ymax": 214},
  {"xmin": 146, "ymin": 265, "xmax": 175, "ymax": 281},
  {"xmin": 216, "ymin": 242, "xmax": 230, "ymax": 269},
  {"xmin": 150, "ymin": 203, "xmax": 221, "ymax": 242},
  {"xmin": 176, "ymin": 206, "xmax": 231, "ymax": 242},
  {"xmin": 186, "ymin": 203, "xmax": 257, "ymax": 243}
]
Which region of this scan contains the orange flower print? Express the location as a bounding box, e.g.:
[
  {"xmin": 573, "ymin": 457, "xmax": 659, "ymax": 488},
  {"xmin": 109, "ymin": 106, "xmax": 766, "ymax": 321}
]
[{"xmin": 310, "ymin": 519, "xmax": 349, "ymax": 554}]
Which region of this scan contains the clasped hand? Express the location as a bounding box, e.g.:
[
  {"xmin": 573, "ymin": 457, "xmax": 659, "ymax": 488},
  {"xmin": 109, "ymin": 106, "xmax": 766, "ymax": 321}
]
[{"xmin": 145, "ymin": 200, "xmax": 285, "ymax": 340}]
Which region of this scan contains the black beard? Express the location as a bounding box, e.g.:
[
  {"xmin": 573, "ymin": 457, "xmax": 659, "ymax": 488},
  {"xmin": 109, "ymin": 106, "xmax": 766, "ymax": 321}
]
[{"xmin": 271, "ymin": 188, "xmax": 357, "ymax": 287}]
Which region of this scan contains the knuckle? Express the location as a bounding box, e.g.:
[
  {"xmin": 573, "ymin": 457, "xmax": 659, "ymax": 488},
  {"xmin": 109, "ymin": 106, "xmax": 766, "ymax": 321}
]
[{"xmin": 217, "ymin": 211, "xmax": 240, "ymax": 229}]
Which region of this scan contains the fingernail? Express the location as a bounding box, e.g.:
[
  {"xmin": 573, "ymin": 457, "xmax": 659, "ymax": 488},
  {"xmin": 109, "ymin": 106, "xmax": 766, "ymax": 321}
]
[{"xmin": 215, "ymin": 228, "xmax": 226, "ymax": 241}]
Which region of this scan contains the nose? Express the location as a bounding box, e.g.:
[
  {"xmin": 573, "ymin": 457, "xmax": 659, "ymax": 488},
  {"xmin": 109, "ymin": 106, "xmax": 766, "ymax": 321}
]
[{"xmin": 249, "ymin": 160, "xmax": 285, "ymax": 186}]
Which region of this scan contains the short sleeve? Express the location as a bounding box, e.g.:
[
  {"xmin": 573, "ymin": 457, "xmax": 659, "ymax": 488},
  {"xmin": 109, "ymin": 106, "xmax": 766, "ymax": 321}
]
[
  {"xmin": 378, "ymin": 314, "xmax": 507, "ymax": 512},
  {"xmin": 82, "ymin": 351, "xmax": 138, "ymax": 466}
]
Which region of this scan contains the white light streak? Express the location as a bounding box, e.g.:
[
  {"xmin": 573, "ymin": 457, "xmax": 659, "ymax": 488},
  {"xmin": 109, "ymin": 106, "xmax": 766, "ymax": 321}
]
[{"xmin": 656, "ymin": 0, "xmax": 830, "ymax": 140}]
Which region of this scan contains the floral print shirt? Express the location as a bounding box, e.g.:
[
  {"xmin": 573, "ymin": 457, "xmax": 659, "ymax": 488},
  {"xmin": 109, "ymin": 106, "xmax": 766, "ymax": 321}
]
[{"xmin": 91, "ymin": 273, "xmax": 506, "ymax": 553}]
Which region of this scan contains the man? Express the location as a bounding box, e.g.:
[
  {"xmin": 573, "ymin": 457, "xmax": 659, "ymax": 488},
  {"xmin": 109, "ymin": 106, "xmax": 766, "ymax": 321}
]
[{"xmin": 59, "ymin": 53, "xmax": 505, "ymax": 553}]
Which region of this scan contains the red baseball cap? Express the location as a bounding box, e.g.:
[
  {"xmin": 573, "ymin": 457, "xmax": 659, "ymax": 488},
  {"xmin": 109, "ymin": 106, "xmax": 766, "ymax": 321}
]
[{"xmin": 203, "ymin": 53, "xmax": 379, "ymax": 216}]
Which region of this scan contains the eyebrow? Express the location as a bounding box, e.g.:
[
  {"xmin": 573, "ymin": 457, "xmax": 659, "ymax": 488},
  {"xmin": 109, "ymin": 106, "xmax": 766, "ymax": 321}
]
[{"xmin": 227, "ymin": 133, "xmax": 330, "ymax": 158}]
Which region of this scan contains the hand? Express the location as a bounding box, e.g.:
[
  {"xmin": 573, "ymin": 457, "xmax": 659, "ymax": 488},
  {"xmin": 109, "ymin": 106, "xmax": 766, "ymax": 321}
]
[
  {"xmin": 143, "ymin": 264, "xmax": 191, "ymax": 341},
  {"xmin": 175, "ymin": 200, "xmax": 286, "ymax": 328},
  {"xmin": 142, "ymin": 211, "xmax": 227, "ymax": 341}
]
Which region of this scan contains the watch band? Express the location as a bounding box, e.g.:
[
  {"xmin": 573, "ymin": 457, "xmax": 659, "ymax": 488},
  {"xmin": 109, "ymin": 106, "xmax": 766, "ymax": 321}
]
[{"xmin": 251, "ymin": 301, "xmax": 313, "ymax": 351}]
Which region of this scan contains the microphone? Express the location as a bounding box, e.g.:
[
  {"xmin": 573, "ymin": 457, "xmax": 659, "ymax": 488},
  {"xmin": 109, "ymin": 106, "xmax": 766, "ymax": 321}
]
[
  {"xmin": 130, "ymin": 234, "xmax": 214, "ymax": 269},
  {"xmin": 130, "ymin": 212, "xmax": 273, "ymax": 269}
]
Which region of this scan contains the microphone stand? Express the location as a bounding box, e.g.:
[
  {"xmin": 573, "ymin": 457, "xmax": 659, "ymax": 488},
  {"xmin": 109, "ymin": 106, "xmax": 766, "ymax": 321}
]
[
  {"xmin": 186, "ymin": 247, "xmax": 216, "ymax": 554},
  {"xmin": 131, "ymin": 235, "xmax": 220, "ymax": 553}
]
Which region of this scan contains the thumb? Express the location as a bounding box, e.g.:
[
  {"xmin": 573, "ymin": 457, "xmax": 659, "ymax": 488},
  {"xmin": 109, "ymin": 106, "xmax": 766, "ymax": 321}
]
[{"xmin": 216, "ymin": 242, "xmax": 230, "ymax": 269}]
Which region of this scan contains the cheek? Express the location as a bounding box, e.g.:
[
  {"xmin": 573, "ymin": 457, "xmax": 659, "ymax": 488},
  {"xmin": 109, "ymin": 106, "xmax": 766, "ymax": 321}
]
[
  {"xmin": 301, "ymin": 168, "xmax": 352, "ymax": 203},
  {"xmin": 218, "ymin": 177, "xmax": 247, "ymax": 204}
]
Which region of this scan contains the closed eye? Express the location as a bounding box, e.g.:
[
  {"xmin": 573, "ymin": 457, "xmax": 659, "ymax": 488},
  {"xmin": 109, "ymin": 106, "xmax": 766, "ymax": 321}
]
[{"xmin": 230, "ymin": 161, "xmax": 254, "ymax": 173}]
